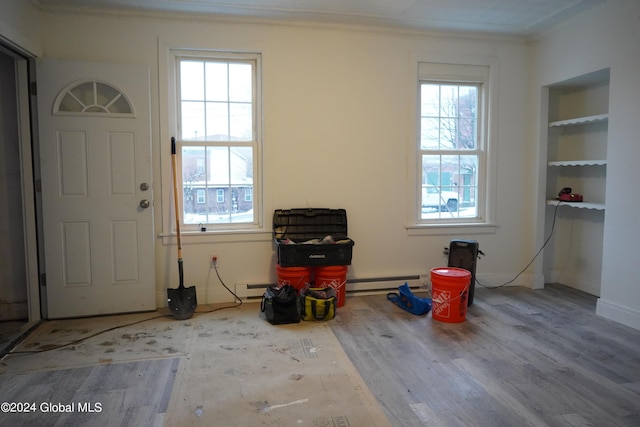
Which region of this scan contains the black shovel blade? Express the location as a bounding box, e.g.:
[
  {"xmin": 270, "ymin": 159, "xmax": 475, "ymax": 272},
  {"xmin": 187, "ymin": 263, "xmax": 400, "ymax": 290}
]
[{"xmin": 167, "ymin": 285, "xmax": 197, "ymax": 320}]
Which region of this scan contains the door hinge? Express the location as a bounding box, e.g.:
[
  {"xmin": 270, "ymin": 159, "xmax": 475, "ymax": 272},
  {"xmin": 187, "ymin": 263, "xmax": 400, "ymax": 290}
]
[
  {"xmin": 40, "ymin": 273, "xmax": 46, "ymax": 287},
  {"xmin": 29, "ymin": 81, "xmax": 37, "ymax": 96},
  {"xmin": 35, "ymin": 179, "xmax": 41, "ymax": 193}
]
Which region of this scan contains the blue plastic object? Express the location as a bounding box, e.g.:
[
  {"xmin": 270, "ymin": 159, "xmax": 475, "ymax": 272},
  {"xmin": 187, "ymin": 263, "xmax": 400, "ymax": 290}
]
[{"xmin": 387, "ymin": 282, "xmax": 432, "ymax": 316}]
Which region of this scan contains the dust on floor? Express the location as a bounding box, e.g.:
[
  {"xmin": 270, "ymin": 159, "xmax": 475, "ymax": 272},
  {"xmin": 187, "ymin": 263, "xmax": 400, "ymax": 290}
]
[{"xmin": 0, "ymin": 303, "xmax": 390, "ymax": 427}]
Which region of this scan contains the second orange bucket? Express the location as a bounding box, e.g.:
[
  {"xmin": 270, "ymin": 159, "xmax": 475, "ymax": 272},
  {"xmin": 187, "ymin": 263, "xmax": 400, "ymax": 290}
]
[{"xmin": 314, "ymin": 265, "xmax": 348, "ymax": 307}]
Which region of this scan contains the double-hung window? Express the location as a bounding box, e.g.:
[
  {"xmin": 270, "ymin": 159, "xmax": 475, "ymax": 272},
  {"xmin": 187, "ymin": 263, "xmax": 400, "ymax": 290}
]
[
  {"xmin": 417, "ymin": 62, "xmax": 492, "ymax": 225},
  {"xmin": 173, "ymin": 50, "xmax": 261, "ymax": 229}
]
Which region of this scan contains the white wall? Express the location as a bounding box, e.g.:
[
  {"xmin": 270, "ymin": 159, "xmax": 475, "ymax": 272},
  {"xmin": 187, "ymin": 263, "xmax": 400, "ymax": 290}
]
[
  {"xmin": 0, "ymin": 4, "xmax": 541, "ymax": 313},
  {"xmin": 0, "ymin": 0, "xmax": 41, "ymax": 56},
  {"xmin": 35, "ymin": 12, "xmax": 536, "ymax": 306},
  {"xmin": 532, "ymin": 0, "xmax": 640, "ymax": 330}
]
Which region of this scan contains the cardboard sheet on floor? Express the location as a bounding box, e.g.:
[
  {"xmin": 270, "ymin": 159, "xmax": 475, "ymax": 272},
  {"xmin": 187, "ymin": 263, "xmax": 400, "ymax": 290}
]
[{"xmin": 164, "ymin": 304, "xmax": 390, "ymax": 426}]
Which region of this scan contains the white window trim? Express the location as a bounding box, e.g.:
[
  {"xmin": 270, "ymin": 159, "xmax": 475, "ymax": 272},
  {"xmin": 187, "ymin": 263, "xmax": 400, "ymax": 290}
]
[
  {"xmin": 407, "ymin": 52, "xmax": 498, "ymax": 236},
  {"xmin": 160, "ymin": 46, "xmax": 264, "ymax": 241}
]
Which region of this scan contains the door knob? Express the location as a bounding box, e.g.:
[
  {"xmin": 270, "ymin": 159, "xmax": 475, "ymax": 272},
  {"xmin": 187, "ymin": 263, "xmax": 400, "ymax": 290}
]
[
  {"xmin": 139, "ymin": 199, "xmax": 150, "ymax": 209},
  {"xmin": 140, "ymin": 182, "xmax": 149, "ymax": 191}
]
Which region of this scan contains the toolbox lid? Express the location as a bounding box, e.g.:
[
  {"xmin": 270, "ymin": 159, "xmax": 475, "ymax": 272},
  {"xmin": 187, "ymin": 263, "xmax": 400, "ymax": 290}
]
[{"xmin": 273, "ymin": 208, "xmax": 349, "ymax": 241}]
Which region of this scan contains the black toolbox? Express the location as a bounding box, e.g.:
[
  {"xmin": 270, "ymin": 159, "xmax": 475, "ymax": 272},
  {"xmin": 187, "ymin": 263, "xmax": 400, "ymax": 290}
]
[{"xmin": 273, "ymin": 208, "xmax": 355, "ymax": 267}]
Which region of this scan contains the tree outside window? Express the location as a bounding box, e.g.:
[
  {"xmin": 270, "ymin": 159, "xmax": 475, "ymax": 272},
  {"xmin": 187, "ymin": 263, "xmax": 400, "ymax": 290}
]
[{"xmin": 420, "ymin": 82, "xmax": 481, "ymax": 220}]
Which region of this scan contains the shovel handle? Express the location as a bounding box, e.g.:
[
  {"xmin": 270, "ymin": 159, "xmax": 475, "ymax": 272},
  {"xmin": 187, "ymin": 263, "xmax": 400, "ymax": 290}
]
[
  {"xmin": 171, "ymin": 137, "xmax": 182, "ymax": 257},
  {"xmin": 178, "ymin": 258, "xmax": 184, "ymax": 289}
]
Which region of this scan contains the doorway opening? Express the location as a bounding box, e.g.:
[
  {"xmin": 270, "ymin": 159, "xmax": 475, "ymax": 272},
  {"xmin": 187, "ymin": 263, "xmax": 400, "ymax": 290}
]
[{"xmin": 0, "ymin": 42, "xmax": 41, "ymax": 355}]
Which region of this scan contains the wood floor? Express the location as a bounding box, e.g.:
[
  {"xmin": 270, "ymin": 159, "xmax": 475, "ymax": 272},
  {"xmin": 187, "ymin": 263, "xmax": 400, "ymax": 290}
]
[
  {"xmin": 0, "ymin": 320, "xmax": 30, "ymax": 357},
  {"xmin": 1, "ymin": 284, "xmax": 639, "ymax": 426},
  {"xmin": 329, "ymin": 284, "xmax": 640, "ymax": 427}
]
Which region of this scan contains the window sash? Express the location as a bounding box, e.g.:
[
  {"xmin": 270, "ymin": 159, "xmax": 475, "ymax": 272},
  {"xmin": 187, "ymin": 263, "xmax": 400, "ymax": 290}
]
[
  {"xmin": 173, "ymin": 50, "xmax": 261, "ymax": 230},
  {"xmin": 417, "ymin": 77, "xmax": 487, "ymax": 224}
]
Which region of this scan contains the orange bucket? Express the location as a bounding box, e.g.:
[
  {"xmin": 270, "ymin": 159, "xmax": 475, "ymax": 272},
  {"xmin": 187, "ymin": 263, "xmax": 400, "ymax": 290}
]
[
  {"xmin": 314, "ymin": 265, "xmax": 348, "ymax": 307},
  {"xmin": 276, "ymin": 264, "xmax": 312, "ymax": 295},
  {"xmin": 430, "ymin": 267, "xmax": 471, "ymax": 323}
]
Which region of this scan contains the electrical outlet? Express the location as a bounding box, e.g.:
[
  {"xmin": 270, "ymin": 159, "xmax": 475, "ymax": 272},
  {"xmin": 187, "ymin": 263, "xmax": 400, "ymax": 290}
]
[{"xmin": 210, "ymin": 254, "xmax": 219, "ymax": 268}]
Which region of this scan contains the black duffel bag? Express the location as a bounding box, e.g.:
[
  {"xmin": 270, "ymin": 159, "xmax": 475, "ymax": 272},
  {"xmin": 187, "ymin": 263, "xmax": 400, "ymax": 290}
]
[{"xmin": 261, "ymin": 285, "xmax": 301, "ymax": 324}]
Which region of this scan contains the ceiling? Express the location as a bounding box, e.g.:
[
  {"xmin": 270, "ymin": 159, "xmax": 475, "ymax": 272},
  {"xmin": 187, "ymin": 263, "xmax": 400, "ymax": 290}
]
[{"xmin": 35, "ymin": 0, "xmax": 605, "ymax": 37}]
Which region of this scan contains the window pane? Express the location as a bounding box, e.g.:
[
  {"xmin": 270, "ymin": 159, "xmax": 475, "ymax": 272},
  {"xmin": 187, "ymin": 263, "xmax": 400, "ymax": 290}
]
[
  {"xmin": 180, "ymin": 61, "xmax": 204, "ymax": 101},
  {"xmin": 182, "ymin": 146, "xmax": 205, "ymax": 183},
  {"xmin": 230, "ymin": 103, "xmax": 252, "ymax": 140},
  {"xmin": 181, "ymin": 101, "xmax": 205, "ymax": 140},
  {"xmin": 440, "ymin": 85, "xmax": 458, "ymax": 117},
  {"xmin": 421, "ymin": 84, "xmax": 440, "ymax": 116},
  {"xmin": 420, "ymin": 117, "xmax": 439, "ymax": 149},
  {"xmin": 420, "ymin": 82, "xmax": 479, "ymax": 151},
  {"xmin": 458, "ymin": 118, "xmax": 476, "ymax": 149},
  {"xmin": 421, "ymin": 154, "xmax": 478, "ymax": 219},
  {"xmin": 182, "ymin": 146, "xmax": 205, "ymax": 224},
  {"xmin": 209, "ymin": 146, "xmax": 230, "ymax": 185},
  {"xmin": 205, "ymin": 62, "xmax": 228, "ymax": 102},
  {"xmin": 229, "ymin": 63, "xmax": 252, "ymax": 102},
  {"xmin": 439, "ymin": 118, "xmax": 456, "ymax": 149},
  {"xmin": 230, "ymin": 147, "xmax": 253, "ymax": 184},
  {"xmin": 182, "ymin": 146, "xmax": 255, "ymax": 224},
  {"xmin": 206, "ymin": 102, "xmax": 229, "ymax": 140},
  {"xmin": 459, "ymin": 86, "xmax": 477, "ymax": 118}
]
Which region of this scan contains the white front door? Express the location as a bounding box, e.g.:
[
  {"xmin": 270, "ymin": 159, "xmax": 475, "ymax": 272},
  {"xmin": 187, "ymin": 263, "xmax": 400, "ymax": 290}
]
[{"xmin": 38, "ymin": 60, "xmax": 155, "ymax": 318}]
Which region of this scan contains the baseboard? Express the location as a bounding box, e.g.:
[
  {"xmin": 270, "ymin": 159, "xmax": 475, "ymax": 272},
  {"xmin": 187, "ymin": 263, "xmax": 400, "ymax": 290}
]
[
  {"xmin": 474, "ymin": 272, "xmax": 536, "ymax": 289},
  {"xmin": 235, "ymin": 275, "xmax": 424, "ymax": 301},
  {"xmin": 596, "ymin": 298, "xmax": 640, "ymax": 331},
  {"xmin": 547, "ymin": 270, "xmax": 601, "ymax": 296}
]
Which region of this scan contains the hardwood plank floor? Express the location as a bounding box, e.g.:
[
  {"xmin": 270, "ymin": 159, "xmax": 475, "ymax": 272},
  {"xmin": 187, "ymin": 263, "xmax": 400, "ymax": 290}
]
[
  {"xmin": 330, "ymin": 284, "xmax": 640, "ymax": 427},
  {"xmin": 0, "ymin": 357, "xmax": 179, "ymax": 426},
  {"xmin": 1, "ymin": 285, "xmax": 638, "ymax": 426}
]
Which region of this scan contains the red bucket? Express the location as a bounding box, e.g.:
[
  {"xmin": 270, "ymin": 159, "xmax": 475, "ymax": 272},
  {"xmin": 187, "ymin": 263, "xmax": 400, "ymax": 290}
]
[
  {"xmin": 276, "ymin": 264, "xmax": 312, "ymax": 295},
  {"xmin": 430, "ymin": 267, "xmax": 471, "ymax": 323},
  {"xmin": 314, "ymin": 265, "xmax": 348, "ymax": 307}
]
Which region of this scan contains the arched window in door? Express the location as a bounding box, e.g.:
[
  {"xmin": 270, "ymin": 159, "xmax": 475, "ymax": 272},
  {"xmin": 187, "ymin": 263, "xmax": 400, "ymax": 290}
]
[{"xmin": 53, "ymin": 79, "xmax": 135, "ymax": 117}]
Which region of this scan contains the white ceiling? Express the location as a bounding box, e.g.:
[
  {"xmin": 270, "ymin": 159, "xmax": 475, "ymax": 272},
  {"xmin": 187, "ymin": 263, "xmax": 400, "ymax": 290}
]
[{"xmin": 35, "ymin": 0, "xmax": 605, "ymax": 37}]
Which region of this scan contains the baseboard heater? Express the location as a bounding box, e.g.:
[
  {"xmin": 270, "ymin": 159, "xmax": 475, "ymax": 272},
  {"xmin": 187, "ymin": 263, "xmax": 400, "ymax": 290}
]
[{"xmin": 235, "ymin": 275, "xmax": 423, "ymax": 301}]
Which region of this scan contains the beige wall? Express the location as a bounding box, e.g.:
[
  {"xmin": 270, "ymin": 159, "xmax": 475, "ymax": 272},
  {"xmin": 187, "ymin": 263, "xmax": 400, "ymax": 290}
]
[{"xmin": 0, "ymin": 2, "xmax": 540, "ymax": 310}]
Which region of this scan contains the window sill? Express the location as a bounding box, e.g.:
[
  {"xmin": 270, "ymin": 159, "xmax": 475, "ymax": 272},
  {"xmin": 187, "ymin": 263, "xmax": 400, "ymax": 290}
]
[
  {"xmin": 160, "ymin": 229, "xmax": 273, "ymax": 246},
  {"xmin": 407, "ymin": 223, "xmax": 497, "ymax": 236}
]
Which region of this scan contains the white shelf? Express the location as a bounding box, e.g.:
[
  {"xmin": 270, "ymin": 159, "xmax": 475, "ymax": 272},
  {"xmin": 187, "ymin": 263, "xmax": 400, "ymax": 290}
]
[
  {"xmin": 549, "ymin": 113, "xmax": 609, "ymax": 128},
  {"xmin": 548, "ymin": 160, "xmax": 607, "ymax": 167},
  {"xmin": 546, "ymin": 200, "xmax": 605, "ymax": 210}
]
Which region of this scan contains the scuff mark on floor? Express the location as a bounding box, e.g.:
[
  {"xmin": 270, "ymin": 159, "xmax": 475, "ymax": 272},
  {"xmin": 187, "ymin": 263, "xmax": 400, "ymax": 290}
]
[{"xmin": 261, "ymin": 398, "xmax": 309, "ymax": 413}]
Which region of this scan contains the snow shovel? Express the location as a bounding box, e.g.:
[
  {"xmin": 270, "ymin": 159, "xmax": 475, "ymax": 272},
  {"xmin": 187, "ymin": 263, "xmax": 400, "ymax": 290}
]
[{"xmin": 167, "ymin": 136, "xmax": 197, "ymax": 320}]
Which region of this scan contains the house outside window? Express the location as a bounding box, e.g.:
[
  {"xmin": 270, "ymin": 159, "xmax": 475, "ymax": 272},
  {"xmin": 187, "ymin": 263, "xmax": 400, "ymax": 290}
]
[
  {"xmin": 173, "ymin": 50, "xmax": 261, "ymax": 229},
  {"xmin": 416, "ymin": 61, "xmax": 493, "ymax": 227}
]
